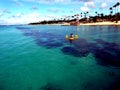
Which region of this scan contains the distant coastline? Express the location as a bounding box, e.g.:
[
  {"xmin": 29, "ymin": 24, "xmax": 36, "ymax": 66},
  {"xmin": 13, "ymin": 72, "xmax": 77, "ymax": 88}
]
[
  {"xmin": 29, "ymin": 11, "xmax": 120, "ymax": 26},
  {"xmin": 29, "ymin": 21, "xmax": 120, "ymax": 26},
  {"xmin": 80, "ymin": 21, "xmax": 120, "ymax": 26}
]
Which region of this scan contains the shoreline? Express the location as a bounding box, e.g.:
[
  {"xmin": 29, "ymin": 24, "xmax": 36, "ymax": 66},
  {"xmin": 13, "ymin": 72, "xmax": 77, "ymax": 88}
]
[
  {"xmin": 49, "ymin": 21, "xmax": 120, "ymax": 26},
  {"xmin": 79, "ymin": 21, "xmax": 120, "ymax": 26},
  {"xmin": 28, "ymin": 21, "xmax": 120, "ymax": 26}
]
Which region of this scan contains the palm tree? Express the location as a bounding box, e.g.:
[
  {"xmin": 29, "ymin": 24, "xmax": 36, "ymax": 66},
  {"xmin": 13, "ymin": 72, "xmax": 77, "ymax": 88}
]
[
  {"xmin": 95, "ymin": 11, "xmax": 97, "ymax": 16},
  {"xmin": 100, "ymin": 13, "xmax": 104, "ymax": 21},
  {"xmin": 110, "ymin": 11, "xmax": 113, "ymax": 15},
  {"xmin": 116, "ymin": 2, "xmax": 120, "ymax": 22},
  {"xmin": 109, "ymin": 7, "xmax": 113, "ymax": 21},
  {"xmin": 109, "ymin": 7, "xmax": 112, "ymax": 10},
  {"xmin": 109, "ymin": 7, "xmax": 113, "ymax": 14},
  {"xmin": 80, "ymin": 13, "xmax": 82, "ymax": 19},
  {"xmin": 84, "ymin": 11, "xmax": 88, "ymax": 18},
  {"xmin": 113, "ymin": 3, "xmax": 117, "ymax": 14},
  {"xmin": 116, "ymin": 2, "xmax": 120, "ymax": 7},
  {"xmin": 71, "ymin": 16, "xmax": 74, "ymax": 20},
  {"xmin": 116, "ymin": 2, "xmax": 120, "ymax": 13},
  {"xmin": 113, "ymin": 2, "xmax": 120, "ymax": 22},
  {"xmin": 86, "ymin": 11, "xmax": 89, "ymax": 15},
  {"xmin": 98, "ymin": 14, "xmax": 100, "ymax": 17},
  {"xmin": 94, "ymin": 12, "xmax": 97, "ymax": 22}
]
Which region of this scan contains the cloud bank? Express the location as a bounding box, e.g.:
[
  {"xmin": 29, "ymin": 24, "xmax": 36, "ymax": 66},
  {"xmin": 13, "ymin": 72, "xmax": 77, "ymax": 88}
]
[
  {"xmin": 30, "ymin": 6, "xmax": 39, "ymax": 10},
  {"xmin": 100, "ymin": 3, "xmax": 107, "ymax": 9},
  {"xmin": 80, "ymin": 1, "xmax": 95, "ymax": 12},
  {"xmin": 0, "ymin": 12, "xmax": 61, "ymax": 25}
]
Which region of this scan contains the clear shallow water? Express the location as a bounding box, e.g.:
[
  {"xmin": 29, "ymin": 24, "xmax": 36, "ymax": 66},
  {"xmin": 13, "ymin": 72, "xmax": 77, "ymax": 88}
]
[{"xmin": 0, "ymin": 25, "xmax": 120, "ymax": 90}]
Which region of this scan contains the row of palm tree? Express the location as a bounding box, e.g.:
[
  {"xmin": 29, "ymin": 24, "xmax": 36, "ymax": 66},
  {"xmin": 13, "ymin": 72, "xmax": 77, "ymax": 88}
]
[
  {"xmin": 109, "ymin": 2, "xmax": 120, "ymax": 14},
  {"xmin": 109, "ymin": 2, "xmax": 120, "ymax": 22},
  {"xmin": 29, "ymin": 2, "xmax": 120, "ymax": 25},
  {"xmin": 61, "ymin": 1, "xmax": 119, "ymax": 23}
]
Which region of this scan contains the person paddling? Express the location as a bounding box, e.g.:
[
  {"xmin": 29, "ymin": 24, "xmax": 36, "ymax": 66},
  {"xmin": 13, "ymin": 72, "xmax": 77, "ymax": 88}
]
[
  {"xmin": 70, "ymin": 33, "xmax": 74, "ymax": 38},
  {"xmin": 65, "ymin": 33, "xmax": 78, "ymax": 43}
]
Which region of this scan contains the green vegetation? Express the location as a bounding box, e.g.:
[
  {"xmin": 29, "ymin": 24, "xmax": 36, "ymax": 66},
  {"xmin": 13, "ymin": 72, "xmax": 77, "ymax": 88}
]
[{"xmin": 29, "ymin": 2, "xmax": 120, "ymax": 25}]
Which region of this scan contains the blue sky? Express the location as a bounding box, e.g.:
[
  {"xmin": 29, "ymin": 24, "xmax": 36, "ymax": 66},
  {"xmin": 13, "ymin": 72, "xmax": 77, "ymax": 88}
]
[{"xmin": 0, "ymin": 0, "xmax": 120, "ymax": 25}]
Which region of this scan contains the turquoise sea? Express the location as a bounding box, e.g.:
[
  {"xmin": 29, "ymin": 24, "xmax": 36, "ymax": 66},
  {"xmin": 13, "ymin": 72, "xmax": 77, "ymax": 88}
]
[{"xmin": 0, "ymin": 25, "xmax": 120, "ymax": 90}]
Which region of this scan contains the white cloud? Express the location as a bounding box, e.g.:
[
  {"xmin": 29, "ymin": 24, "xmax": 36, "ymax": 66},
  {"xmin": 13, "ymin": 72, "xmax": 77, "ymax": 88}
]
[
  {"xmin": 0, "ymin": 20, "xmax": 8, "ymax": 25},
  {"xmin": 9, "ymin": 12, "xmax": 45, "ymax": 24},
  {"xmin": 83, "ymin": 0, "xmax": 93, "ymax": 2},
  {"xmin": 13, "ymin": 0, "xmax": 23, "ymax": 6},
  {"xmin": 54, "ymin": 0, "xmax": 64, "ymax": 3},
  {"xmin": 84, "ymin": 1, "xmax": 95, "ymax": 8},
  {"xmin": 0, "ymin": 13, "xmax": 3, "ymax": 17},
  {"xmin": 94, "ymin": 0, "xmax": 119, "ymax": 3},
  {"xmin": 79, "ymin": 0, "xmax": 96, "ymax": 13},
  {"xmin": 0, "ymin": 12, "xmax": 61, "ymax": 25},
  {"xmin": 22, "ymin": 0, "xmax": 80, "ymax": 4},
  {"xmin": 16, "ymin": 12, "xmax": 23, "ymax": 17},
  {"xmin": 100, "ymin": 3, "xmax": 107, "ymax": 9},
  {"xmin": 31, "ymin": 6, "xmax": 38, "ymax": 10},
  {"xmin": 37, "ymin": 0, "xmax": 71, "ymax": 4},
  {"xmin": 80, "ymin": 1, "xmax": 94, "ymax": 12},
  {"xmin": 47, "ymin": 7, "xmax": 63, "ymax": 13},
  {"xmin": 47, "ymin": 9, "xmax": 59, "ymax": 13},
  {"xmin": 3, "ymin": 9, "xmax": 11, "ymax": 13},
  {"xmin": 10, "ymin": 13, "xmax": 23, "ymax": 18},
  {"xmin": 14, "ymin": 0, "xmax": 118, "ymax": 5},
  {"xmin": 117, "ymin": 5, "xmax": 120, "ymax": 9},
  {"xmin": 80, "ymin": 6, "xmax": 89, "ymax": 12}
]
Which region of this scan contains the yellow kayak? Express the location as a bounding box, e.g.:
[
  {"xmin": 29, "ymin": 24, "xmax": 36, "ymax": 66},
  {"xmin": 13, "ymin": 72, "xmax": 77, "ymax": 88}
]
[
  {"xmin": 65, "ymin": 35, "xmax": 78, "ymax": 40},
  {"xmin": 69, "ymin": 37, "xmax": 74, "ymax": 40}
]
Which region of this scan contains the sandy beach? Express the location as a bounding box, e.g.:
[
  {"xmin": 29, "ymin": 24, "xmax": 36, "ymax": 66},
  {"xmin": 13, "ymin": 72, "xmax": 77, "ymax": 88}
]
[
  {"xmin": 31, "ymin": 21, "xmax": 120, "ymax": 26},
  {"xmin": 80, "ymin": 21, "xmax": 120, "ymax": 26},
  {"xmin": 50, "ymin": 21, "xmax": 120, "ymax": 26}
]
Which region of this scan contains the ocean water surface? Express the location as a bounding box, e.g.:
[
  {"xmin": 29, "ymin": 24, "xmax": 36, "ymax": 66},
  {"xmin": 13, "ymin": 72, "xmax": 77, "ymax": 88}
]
[{"xmin": 0, "ymin": 25, "xmax": 120, "ymax": 90}]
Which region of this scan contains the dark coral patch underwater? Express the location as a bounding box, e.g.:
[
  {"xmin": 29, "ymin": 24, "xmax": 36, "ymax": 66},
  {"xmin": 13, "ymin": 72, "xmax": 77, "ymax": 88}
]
[
  {"xmin": 17, "ymin": 26, "xmax": 120, "ymax": 67},
  {"xmin": 16, "ymin": 27, "xmax": 64, "ymax": 49},
  {"xmin": 93, "ymin": 39, "xmax": 120, "ymax": 67},
  {"xmin": 61, "ymin": 38, "xmax": 120, "ymax": 67},
  {"xmin": 61, "ymin": 46, "xmax": 89, "ymax": 57},
  {"xmin": 39, "ymin": 83, "xmax": 62, "ymax": 90}
]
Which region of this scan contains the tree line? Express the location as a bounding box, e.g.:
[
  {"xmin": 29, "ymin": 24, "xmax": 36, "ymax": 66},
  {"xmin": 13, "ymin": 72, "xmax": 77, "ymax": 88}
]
[{"xmin": 29, "ymin": 2, "xmax": 120, "ymax": 25}]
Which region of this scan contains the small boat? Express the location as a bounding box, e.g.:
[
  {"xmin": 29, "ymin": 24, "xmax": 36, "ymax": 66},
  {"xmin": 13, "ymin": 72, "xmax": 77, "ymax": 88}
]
[{"xmin": 65, "ymin": 35, "xmax": 78, "ymax": 40}]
